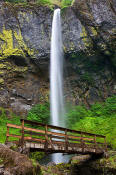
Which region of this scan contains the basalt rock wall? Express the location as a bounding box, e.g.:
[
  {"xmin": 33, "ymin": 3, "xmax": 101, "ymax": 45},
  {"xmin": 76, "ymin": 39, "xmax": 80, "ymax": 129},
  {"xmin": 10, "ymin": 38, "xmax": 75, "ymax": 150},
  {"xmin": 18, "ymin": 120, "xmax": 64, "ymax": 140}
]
[{"xmin": 0, "ymin": 1, "xmax": 115, "ymax": 114}]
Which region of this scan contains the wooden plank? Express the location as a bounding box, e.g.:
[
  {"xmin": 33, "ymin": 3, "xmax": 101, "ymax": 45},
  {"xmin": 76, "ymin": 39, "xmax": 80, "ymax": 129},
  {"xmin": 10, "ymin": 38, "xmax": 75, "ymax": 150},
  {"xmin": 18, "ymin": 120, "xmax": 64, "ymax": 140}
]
[
  {"xmin": 7, "ymin": 123, "xmax": 105, "ymax": 143},
  {"xmin": 67, "ymin": 129, "xmax": 106, "ymax": 138},
  {"xmin": 7, "ymin": 121, "xmax": 106, "ymax": 153},
  {"xmin": 23, "ymin": 131, "xmax": 104, "ymax": 146},
  {"xmin": 49, "ymin": 135, "xmax": 65, "ymax": 140},
  {"xmin": 24, "ymin": 137, "xmax": 46, "ymax": 143},
  {"xmin": 81, "ymin": 132, "xmax": 84, "ymax": 153},
  {"xmin": 20, "ymin": 119, "xmax": 106, "ymax": 138},
  {"xmin": 7, "ymin": 124, "xmax": 105, "ymax": 145},
  {"xmin": 104, "ymin": 137, "xmax": 107, "ymax": 152},
  {"xmin": 94, "ymin": 135, "xmax": 97, "ymax": 152},
  {"xmin": 50, "ymin": 134, "xmax": 94, "ymax": 142},
  {"xmin": 6, "ymin": 126, "xmax": 9, "ymax": 143},
  {"xmin": 7, "ymin": 124, "xmax": 105, "ymax": 142},
  {"xmin": 21, "ymin": 119, "xmax": 24, "ymax": 148},
  {"xmin": 45, "ymin": 125, "xmax": 48, "ymax": 150},
  {"xmin": 24, "ymin": 131, "xmax": 45, "ymax": 137},
  {"xmin": 45, "ymin": 125, "xmax": 55, "ymax": 150},
  {"xmin": 7, "ymin": 123, "xmax": 21, "ymax": 129},
  {"xmin": 7, "ymin": 134, "xmax": 21, "ymax": 139},
  {"xmin": 20, "ymin": 119, "xmax": 45, "ymax": 127},
  {"xmin": 68, "ymin": 135, "xmax": 94, "ymax": 141},
  {"xmin": 23, "ymin": 131, "xmax": 96, "ymax": 145},
  {"xmin": 24, "ymin": 127, "xmax": 45, "ymax": 134},
  {"xmin": 24, "ymin": 127, "xmax": 66, "ymax": 138},
  {"xmin": 68, "ymin": 137, "xmax": 104, "ymax": 145},
  {"xmin": 48, "ymin": 131, "xmax": 66, "ymax": 137},
  {"xmin": 65, "ymin": 129, "xmax": 68, "ymax": 151}
]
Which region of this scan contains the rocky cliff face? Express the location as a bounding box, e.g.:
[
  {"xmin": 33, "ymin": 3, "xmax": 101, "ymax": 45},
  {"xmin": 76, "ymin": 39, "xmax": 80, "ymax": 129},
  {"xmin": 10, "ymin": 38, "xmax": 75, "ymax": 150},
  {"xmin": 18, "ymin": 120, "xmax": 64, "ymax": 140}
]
[{"xmin": 0, "ymin": 1, "xmax": 115, "ymax": 114}]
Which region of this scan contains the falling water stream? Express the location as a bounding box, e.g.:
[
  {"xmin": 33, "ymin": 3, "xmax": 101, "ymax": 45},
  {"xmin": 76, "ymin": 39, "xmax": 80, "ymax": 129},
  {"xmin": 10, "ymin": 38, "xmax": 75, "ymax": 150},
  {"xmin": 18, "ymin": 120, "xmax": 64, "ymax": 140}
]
[
  {"xmin": 50, "ymin": 9, "xmax": 65, "ymax": 163},
  {"xmin": 40, "ymin": 9, "xmax": 73, "ymax": 165}
]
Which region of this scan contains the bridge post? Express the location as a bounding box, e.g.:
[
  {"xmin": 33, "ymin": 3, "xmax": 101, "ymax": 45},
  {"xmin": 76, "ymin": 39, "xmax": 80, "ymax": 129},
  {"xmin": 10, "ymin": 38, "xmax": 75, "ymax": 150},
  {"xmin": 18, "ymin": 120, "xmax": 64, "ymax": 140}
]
[
  {"xmin": 65, "ymin": 129, "xmax": 68, "ymax": 152},
  {"xmin": 45, "ymin": 125, "xmax": 48, "ymax": 151},
  {"xmin": 81, "ymin": 132, "xmax": 84, "ymax": 153},
  {"xmin": 5, "ymin": 125, "xmax": 9, "ymax": 143},
  {"xmin": 21, "ymin": 119, "xmax": 24, "ymax": 149},
  {"xmin": 94, "ymin": 135, "xmax": 97, "ymax": 152},
  {"xmin": 104, "ymin": 137, "xmax": 107, "ymax": 152}
]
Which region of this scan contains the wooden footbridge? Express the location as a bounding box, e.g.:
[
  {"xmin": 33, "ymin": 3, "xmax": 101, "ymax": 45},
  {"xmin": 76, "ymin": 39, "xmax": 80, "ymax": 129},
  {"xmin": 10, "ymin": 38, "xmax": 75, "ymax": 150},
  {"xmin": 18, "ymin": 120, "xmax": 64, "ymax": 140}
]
[{"xmin": 6, "ymin": 119, "xmax": 107, "ymax": 155}]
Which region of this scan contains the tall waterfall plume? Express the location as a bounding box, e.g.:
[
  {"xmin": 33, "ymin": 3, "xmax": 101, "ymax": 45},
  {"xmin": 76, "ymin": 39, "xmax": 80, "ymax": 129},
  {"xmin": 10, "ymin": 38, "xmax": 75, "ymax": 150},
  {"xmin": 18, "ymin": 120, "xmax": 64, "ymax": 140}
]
[
  {"xmin": 50, "ymin": 9, "xmax": 65, "ymax": 128},
  {"xmin": 50, "ymin": 9, "xmax": 65, "ymax": 163}
]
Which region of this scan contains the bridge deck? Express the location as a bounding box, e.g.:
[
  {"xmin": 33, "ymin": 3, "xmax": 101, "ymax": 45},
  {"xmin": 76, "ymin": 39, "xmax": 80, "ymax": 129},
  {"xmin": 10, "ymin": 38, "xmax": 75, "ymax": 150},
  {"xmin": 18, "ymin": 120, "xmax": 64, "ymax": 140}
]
[
  {"xmin": 25, "ymin": 142, "xmax": 104, "ymax": 154},
  {"xmin": 5, "ymin": 119, "xmax": 107, "ymax": 155}
]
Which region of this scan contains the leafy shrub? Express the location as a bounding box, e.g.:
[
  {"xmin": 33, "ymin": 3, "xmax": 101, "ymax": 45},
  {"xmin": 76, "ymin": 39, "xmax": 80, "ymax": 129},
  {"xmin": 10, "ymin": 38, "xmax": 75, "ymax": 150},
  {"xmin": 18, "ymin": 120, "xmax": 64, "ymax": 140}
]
[
  {"xmin": 61, "ymin": 0, "xmax": 72, "ymax": 7},
  {"xmin": 36, "ymin": 0, "xmax": 52, "ymax": 6},
  {"xmin": 30, "ymin": 151, "xmax": 45, "ymax": 161},
  {"xmin": 27, "ymin": 102, "xmax": 50, "ymax": 124},
  {"xmin": 80, "ymin": 72, "xmax": 94, "ymax": 85},
  {"xmin": 66, "ymin": 105, "xmax": 91, "ymax": 127},
  {"xmin": 5, "ymin": 0, "xmax": 73, "ymax": 8},
  {"xmin": 0, "ymin": 107, "xmax": 20, "ymax": 143},
  {"xmin": 5, "ymin": 0, "xmax": 26, "ymax": 3},
  {"xmin": 67, "ymin": 96, "xmax": 116, "ymax": 149}
]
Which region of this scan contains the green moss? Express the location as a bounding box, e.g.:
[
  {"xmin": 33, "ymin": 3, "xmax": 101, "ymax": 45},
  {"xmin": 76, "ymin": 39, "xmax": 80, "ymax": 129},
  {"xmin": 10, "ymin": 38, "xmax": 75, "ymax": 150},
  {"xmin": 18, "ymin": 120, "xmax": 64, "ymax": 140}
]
[
  {"xmin": 100, "ymin": 152, "xmax": 116, "ymax": 169},
  {"xmin": 0, "ymin": 71, "xmax": 4, "ymax": 74},
  {"xmin": 30, "ymin": 152, "xmax": 45, "ymax": 161},
  {"xmin": 91, "ymin": 27, "xmax": 98, "ymax": 36},
  {"xmin": 4, "ymin": 0, "xmax": 73, "ymax": 8},
  {"xmin": 0, "ymin": 26, "xmax": 34, "ymax": 60},
  {"xmin": 13, "ymin": 66, "xmax": 28, "ymax": 72},
  {"xmin": 0, "ymin": 107, "xmax": 21, "ymax": 143},
  {"xmin": 7, "ymin": 66, "xmax": 12, "ymax": 70},
  {"xmin": 0, "ymin": 64, "xmax": 7, "ymax": 69},
  {"xmin": 80, "ymin": 26, "xmax": 92, "ymax": 48},
  {"xmin": 80, "ymin": 72, "xmax": 94, "ymax": 85},
  {"xmin": 0, "ymin": 159, "xmax": 3, "ymax": 164},
  {"xmin": 0, "ymin": 78, "xmax": 4, "ymax": 85}
]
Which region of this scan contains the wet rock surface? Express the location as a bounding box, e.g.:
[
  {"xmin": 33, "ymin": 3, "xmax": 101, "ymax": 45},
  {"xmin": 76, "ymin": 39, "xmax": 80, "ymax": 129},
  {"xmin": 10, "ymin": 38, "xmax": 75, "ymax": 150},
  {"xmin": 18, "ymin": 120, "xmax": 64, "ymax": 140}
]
[
  {"xmin": 40, "ymin": 152, "xmax": 116, "ymax": 175},
  {"xmin": 0, "ymin": 143, "xmax": 40, "ymax": 175}
]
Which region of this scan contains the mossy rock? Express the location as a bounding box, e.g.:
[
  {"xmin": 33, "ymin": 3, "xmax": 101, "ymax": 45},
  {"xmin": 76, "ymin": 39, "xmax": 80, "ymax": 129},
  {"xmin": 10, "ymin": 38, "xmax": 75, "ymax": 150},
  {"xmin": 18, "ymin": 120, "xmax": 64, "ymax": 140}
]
[{"xmin": 0, "ymin": 78, "xmax": 4, "ymax": 85}]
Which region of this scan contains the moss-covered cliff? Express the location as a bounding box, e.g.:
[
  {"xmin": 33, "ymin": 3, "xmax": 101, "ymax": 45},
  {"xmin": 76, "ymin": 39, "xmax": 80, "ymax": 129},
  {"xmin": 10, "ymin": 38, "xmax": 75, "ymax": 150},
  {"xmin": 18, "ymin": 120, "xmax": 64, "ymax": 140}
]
[{"xmin": 0, "ymin": 1, "xmax": 115, "ymax": 114}]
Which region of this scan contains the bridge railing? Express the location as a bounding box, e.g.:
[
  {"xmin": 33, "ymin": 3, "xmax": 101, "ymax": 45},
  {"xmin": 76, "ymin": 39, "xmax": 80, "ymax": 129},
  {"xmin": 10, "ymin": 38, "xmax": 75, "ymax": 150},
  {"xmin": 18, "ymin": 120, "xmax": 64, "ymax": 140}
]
[{"xmin": 6, "ymin": 119, "xmax": 107, "ymax": 153}]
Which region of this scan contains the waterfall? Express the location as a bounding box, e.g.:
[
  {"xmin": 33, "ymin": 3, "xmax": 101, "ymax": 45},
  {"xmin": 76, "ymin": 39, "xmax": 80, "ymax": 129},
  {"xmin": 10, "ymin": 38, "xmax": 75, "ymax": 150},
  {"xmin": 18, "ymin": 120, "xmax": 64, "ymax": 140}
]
[
  {"xmin": 50, "ymin": 9, "xmax": 65, "ymax": 163},
  {"xmin": 50, "ymin": 9, "xmax": 65, "ymax": 128}
]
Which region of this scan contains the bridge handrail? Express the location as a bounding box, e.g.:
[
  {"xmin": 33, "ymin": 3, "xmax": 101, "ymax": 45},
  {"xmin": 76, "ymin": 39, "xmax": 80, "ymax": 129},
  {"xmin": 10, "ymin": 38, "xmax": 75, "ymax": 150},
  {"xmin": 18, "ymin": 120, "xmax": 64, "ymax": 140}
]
[
  {"xmin": 6, "ymin": 123, "xmax": 105, "ymax": 145},
  {"xmin": 6, "ymin": 119, "xmax": 107, "ymax": 153},
  {"xmin": 20, "ymin": 119, "xmax": 106, "ymax": 138}
]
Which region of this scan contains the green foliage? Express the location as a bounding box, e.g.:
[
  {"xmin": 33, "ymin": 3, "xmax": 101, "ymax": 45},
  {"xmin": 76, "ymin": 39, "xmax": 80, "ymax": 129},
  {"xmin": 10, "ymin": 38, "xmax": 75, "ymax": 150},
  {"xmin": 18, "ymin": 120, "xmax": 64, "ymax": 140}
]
[
  {"xmin": 5, "ymin": 0, "xmax": 26, "ymax": 3},
  {"xmin": 0, "ymin": 107, "xmax": 20, "ymax": 143},
  {"xmin": 66, "ymin": 105, "xmax": 89, "ymax": 127},
  {"xmin": 0, "ymin": 158, "xmax": 3, "ymax": 164},
  {"xmin": 80, "ymin": 72, "xmax": 94, "ymax": 85},
  {"xmin": 27, "ymin": 102, "xmax": 50, "ymax": 124},
  {"xmin": 61, "ymin": 0, "xmax": 72, "ymax": 7},
  {"xmin": 30, "ymin": 151, "xmax": 45, "ymax": 161},
  {"xmin": 36, "ymin": 0, "xmax": 52, "ymax": 6},
  {"xmin": 4, "ymin": 0, "xmax": 74, "ymax": 8},
  {"xmin": 67, "ymin": 96, "xmax": 116, "ymax": 149},
  {"xmin": 0, "ymin": 103, "xmax": 50, "ymax": 143}
]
